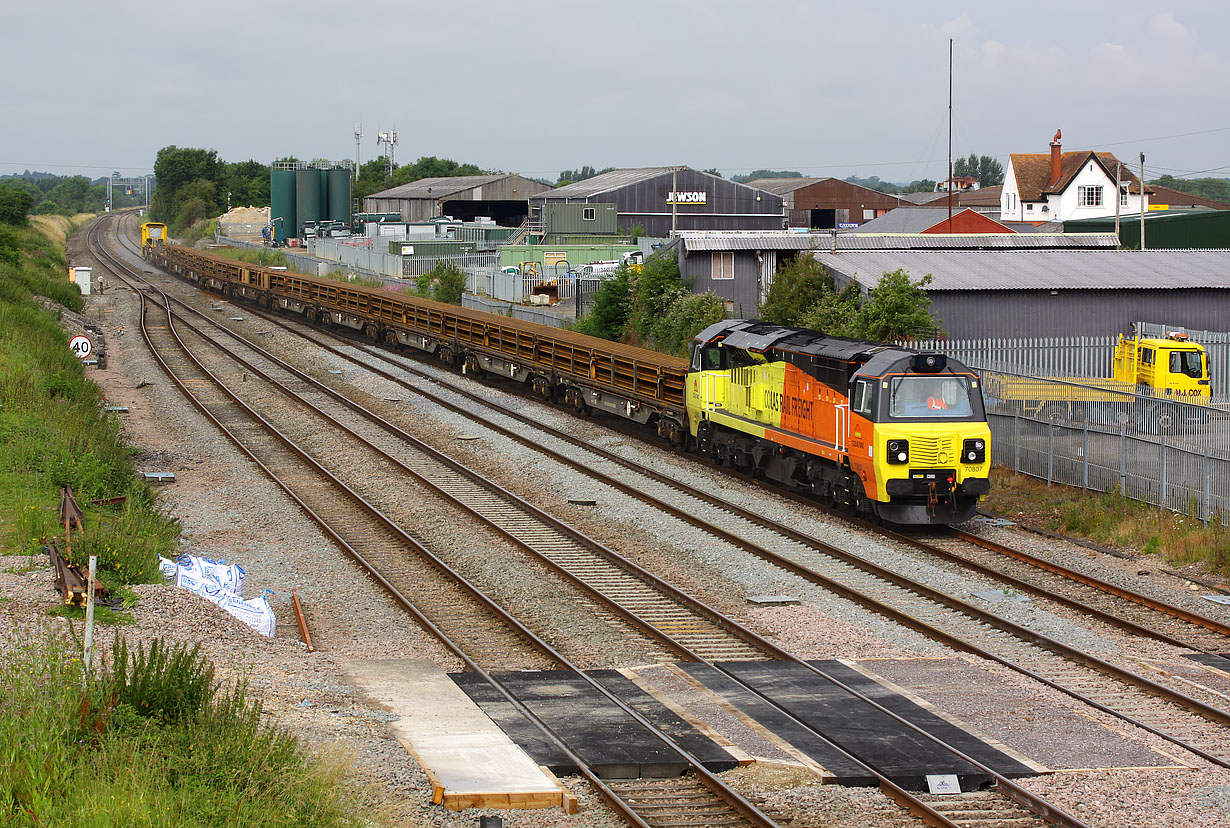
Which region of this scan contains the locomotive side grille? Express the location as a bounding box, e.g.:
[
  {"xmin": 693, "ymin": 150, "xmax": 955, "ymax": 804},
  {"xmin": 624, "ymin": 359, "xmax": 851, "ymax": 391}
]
[{"xmin": 910, "ymin": 435, "xmax": 956, "ymax": 466}]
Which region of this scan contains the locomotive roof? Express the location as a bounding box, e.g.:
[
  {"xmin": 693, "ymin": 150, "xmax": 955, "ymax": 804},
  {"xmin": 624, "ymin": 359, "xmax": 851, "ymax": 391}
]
[{"xmin": 696, "ymin": 319, "xmax": 894, "ymax": 361}]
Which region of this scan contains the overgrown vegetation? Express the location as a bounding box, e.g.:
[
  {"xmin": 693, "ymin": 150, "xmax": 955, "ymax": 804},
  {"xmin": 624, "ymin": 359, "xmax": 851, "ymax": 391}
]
[
  {"xmin": 0, "ymin": 214, "xmax": 175, "ymax": 592},
  {"xmin": 0, "ymin": 631, "xmax": 375, "ymax": 827},
  {"xmin": 983, "ymin": 471, "xmax": 1230, "ymax": 576},
  {"xmin": 761, "ymin": 255, "xmax": 942, "ymax": 341},
  {"xmin": 572, "ymin": 252, "xmax": 725, "ymax": 356}
]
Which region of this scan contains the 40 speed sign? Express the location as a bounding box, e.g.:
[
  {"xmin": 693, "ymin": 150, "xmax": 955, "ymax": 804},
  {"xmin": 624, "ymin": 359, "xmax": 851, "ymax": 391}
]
[{"xmin": 69, "ymin": 334, "xmax": 94, "ymax": 359}]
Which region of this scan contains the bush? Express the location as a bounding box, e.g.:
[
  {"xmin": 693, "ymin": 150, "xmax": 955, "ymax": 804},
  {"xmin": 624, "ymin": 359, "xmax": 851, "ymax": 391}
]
[
  {"xmin": 0, "ymin": 184, "xmax": 34, "ymax": 226},
  {"xmin": 416, "ymin": 261, "xmax": 466, "ymax": 304},
  {"xmin": 652, "ymin": 290, "xmax": 726, "ymax": 356}
]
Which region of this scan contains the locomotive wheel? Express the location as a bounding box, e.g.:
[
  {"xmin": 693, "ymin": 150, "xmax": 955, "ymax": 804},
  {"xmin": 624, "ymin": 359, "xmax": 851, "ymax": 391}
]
[
  {"xmin": 462, "ymin": 355, "xmax": 482, "ymax": 378},
  {"xmin": 303, "ymin": 308, "xmax": 317, "ymax": 325},
  {"xmin": 439, "ymin": 347, "xmax": 456, "ymax": 369}
]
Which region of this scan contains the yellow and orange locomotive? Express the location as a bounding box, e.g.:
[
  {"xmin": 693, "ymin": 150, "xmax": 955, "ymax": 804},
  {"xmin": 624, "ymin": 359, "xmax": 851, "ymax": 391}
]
[{"xmin": 686, "ymin": 320, "xmax": 991, "ymax": 523}]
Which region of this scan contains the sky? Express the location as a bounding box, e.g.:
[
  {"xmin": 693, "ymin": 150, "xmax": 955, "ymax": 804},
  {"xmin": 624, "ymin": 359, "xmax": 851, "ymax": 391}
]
[{"xmin": 3, "ymin": 0, "xmax": 1228, "ymax": 185}]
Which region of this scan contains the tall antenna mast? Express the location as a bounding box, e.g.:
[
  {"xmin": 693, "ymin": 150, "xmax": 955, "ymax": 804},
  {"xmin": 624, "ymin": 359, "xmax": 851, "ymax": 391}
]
[
  {"xmin": 353, "ymin": 122, "xmax": 363, "ymax": 179},
  {"xmin": 377, "ymin": 129, "xmax": 398, "ymax": 179},
  {"xmin": 947, "ymin": 37, "xmax": 953, "ymax": 232}
]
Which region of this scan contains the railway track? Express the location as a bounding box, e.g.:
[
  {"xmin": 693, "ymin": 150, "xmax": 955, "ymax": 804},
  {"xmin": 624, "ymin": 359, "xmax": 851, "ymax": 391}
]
[
  {"xmin": 165, "ymin": 274, "xmax": 1230, "ymax": 770},
  {"xmin": 98, "ymin": 217, "xmax": 1091, "ymax": 828}
]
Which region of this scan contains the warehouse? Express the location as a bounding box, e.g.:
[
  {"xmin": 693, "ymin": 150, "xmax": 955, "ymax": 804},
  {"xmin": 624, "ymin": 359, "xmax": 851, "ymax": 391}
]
[
  {"xmin": 746, "ymin": 178, "xmax": 905, "ymax": 229},
  {"xmin": 809, "ymin": 248, "xmax": 1230, "ymax": 338},
  {"xmin": 363, "ymin": 174, "xmax": 551, "ymax": 225},
  {"xmin": 1065, "ymin": 209, "xmax": 1230, "ymax": 249},
  {"xmin": 529, "ymin": 167, "xmax": 784, "ymax": 238},
  {"xmin": 675, "ymin": 231, "xmax": 1117, "ymax": 318}
]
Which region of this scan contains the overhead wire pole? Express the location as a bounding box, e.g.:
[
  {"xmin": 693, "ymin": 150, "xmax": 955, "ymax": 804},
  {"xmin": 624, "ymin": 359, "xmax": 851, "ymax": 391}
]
[
  {"xmin": 947, "ymin": 38, "xmax": 953, "ymax": 233},
  {"xmin": 1140, "ymin": 152, "xmax": 1147, "ymax": 250}
]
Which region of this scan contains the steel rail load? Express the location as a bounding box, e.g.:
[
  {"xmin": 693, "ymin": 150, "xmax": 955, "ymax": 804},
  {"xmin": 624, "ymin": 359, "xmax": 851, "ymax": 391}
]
[
  {"xmin": 147, "ymin": 244, "xmax": 690, "ymax": 441},
  {"xmin": 146, "ymin": 244, "xmax": 992, "ymax": 524}
]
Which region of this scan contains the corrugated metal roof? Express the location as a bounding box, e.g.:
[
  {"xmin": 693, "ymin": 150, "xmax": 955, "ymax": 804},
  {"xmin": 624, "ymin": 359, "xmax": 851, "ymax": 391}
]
[
  {"xmin": 678, "ymin": 231, "xmax": 1119, "ymax": 252},
  {"xmin": 534, "ymin": 167, "xmax": 677, "ymax": 198},
  {"xmin": 811, "ymin": 249, "xmax": 1230, "ymax": 291},
  {"xmin": 744, "ymin": 178, "xmax": 826, "ymax": 195},
  {"xmin": 367, "ymin": 175, "xmax": 515, "ymax": 200}
]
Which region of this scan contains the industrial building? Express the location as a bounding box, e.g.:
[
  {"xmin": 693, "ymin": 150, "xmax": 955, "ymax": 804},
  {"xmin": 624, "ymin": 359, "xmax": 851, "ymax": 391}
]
[
  {"xmin": 745, "ymin": 178, "xmax": 906, "ymax": 229},
  {"xmin": 849, "ymin": 207, "xmax": 1014, "ymax": 234},
  {"xmin": 363, "ymin": 174, "xmax": 552, "ymax": 225},
  {"xmin": 674, "ymin": 231, "xmax": 1117, "ymax": 318},
  {"xmin": 808, "ymin": 248, "xmax": 1230, "ymax": 338},
  {"xmin": 1065, "ymin": 209, "xmax": 1230, "ymax": 249},
  {"xmin": 528, "ymin": 167, "xmax": 784, "ymax": 238}
]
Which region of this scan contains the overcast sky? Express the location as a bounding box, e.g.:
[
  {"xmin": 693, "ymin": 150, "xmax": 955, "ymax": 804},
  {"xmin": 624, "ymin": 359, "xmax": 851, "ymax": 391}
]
[{"xmin": 3, "ymin": 1, "xmax": 1227, "ymax": 184}]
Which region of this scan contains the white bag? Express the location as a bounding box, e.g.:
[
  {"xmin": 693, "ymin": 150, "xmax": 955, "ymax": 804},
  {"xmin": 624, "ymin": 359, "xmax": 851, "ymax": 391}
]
[{"xmin": 160, "ymin": 554, "xmax": 274, "ymax": 638}]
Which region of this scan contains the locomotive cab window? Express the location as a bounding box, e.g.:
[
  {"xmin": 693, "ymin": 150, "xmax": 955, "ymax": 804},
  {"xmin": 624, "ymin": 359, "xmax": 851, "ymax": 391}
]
[
  {"xmin": 1141, "ymin": 347, "xmax": 1154, "ymax": 366},
  {"xmin": 691, "ymin": 345, "xmax": 725, "ymax": 371},
  {"xmin": 1169, "ymin": 350, "xmax": 1203, "ymax": 378},
  {"xmin": 887, "ymin": 376, "xmax": 975, "ymax": 419},
  {"xmin": 851, "ymin": 379, "xmax": 874, "ymax": 416}
]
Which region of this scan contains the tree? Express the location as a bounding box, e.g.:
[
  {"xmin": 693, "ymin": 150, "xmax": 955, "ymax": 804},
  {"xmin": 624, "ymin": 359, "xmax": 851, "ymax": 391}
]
[
  {"xmin": 626, "ymin": 251, "xmax": 685, "ymax": 346},
  {"xmin": 572, "ymin": 267, "xmax": 632, "ymax": 341},
  {"xmin": 0, "ymin": 183, "xmax": 34, "ymax": 225},
  {"xmin": 556, "ymin": 165, "xmax": 613, "ymax": 186},
  {"xmin": 953, "ymin": 154, "xmax": 1004, "ymax": 188},
  {"xmin": 151, "ymin": 146, "xmax": 223, "ymax": 226},
  {"xmin": 651, "ymin": 291, "xmax": 726, "ymax": 357},
  {"xmin": 856, "ymin": 269, "xmax": 942, "ymax": 341},
  {"xmin": 1149, "ymin": 174, "xmax": 1230, "ymax": 203},
  {"xmin": 731, "ymin": 169, "xmax": 803, "ymax": 184},
  {"xmin": 760, "ymin": 254, "xmax": 833, "ymax": 327}
]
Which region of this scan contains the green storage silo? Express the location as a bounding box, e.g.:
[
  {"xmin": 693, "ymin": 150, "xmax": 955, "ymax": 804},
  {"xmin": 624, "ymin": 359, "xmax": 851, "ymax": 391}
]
[
  {"xmin": 296, "ymin": 169, "xmax": 322, "ymax": 236},
  {"xmin": 270, "ymin": 169, "xmax": 296, "ymax": 243},
  {"xmin": 327, "ymin": 167, "xmax": 352, "ymax": 226}
]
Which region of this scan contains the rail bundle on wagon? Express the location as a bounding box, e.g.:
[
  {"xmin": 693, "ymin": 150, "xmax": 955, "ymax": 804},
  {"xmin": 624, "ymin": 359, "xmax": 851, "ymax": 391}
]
[{"xmin": 145, "ymin": 244, "xmax": 992, "ymax": 524}]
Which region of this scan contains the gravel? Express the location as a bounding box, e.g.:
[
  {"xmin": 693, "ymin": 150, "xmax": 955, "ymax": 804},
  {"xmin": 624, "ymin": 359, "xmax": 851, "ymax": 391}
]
[{"xmin": 4, "ymin": 227, "xmax": 1221, "ymax": 827}]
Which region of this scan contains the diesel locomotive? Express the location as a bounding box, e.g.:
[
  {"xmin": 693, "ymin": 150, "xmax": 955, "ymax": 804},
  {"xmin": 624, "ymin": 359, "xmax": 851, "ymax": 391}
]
[
  {"xmin": 686, "ymin": 320, "xmax": 990, "ymax": 523},
  {"xmin": 145, "ymin": 244, "xmax": 990, "ymax": 524}
]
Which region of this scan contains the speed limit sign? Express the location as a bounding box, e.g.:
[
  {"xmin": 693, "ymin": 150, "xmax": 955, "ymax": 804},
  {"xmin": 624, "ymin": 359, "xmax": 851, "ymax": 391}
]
[{"xmin": 69, "ymin": 334, "xmax": 93, "ymax": 360}]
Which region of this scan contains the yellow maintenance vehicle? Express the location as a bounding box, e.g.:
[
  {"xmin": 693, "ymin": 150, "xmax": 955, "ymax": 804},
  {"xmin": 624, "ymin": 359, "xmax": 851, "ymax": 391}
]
[{"xmin": 986, "ymin": 333, "xmax": 1211, "ymax": 433}]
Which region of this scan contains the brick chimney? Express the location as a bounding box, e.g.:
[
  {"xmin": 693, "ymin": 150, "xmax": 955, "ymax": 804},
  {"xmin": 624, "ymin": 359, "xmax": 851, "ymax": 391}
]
[{"xmin": 1049, "ymin": 128, "xmax": 1062, "ymax": 187}]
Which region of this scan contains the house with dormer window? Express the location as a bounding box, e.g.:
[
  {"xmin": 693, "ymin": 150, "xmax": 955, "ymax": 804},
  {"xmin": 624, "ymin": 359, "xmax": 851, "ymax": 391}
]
[{"xmin": 1001, "ymin": 130, "xmax": 1150, "ymax": 223}]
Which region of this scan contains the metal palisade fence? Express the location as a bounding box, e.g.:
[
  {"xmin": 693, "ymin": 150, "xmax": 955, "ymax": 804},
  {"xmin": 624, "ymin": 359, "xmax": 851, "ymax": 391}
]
[{"xmin": 905, "ymin": 330, "xmax": 1230, "ymax": 525}]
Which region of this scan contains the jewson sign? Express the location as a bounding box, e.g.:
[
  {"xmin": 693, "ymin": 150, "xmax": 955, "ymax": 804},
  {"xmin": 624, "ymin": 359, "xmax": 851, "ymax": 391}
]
[{"xmin": 666, "ymin": 191, "xmax": 707, "ymax": 205}]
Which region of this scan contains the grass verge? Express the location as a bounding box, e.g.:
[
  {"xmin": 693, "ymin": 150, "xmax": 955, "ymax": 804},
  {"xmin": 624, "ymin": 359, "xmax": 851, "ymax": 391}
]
[
  {"xmin": 0, "ymin": 219, "xmax": 176, "ymax": 589},
  {"xmin": 984, "ymin": 468, "xmax": 1229, "ymax": 577},
  {"xmin": 0, "ymin": 630, "xmax": 378, "ymax": 827}
]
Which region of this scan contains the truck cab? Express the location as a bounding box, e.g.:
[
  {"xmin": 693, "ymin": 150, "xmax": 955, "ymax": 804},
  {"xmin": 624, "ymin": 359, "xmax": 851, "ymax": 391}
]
[{"xmin": 1113, "ymin": 333, "xmax": 1211, "ymax": 404}]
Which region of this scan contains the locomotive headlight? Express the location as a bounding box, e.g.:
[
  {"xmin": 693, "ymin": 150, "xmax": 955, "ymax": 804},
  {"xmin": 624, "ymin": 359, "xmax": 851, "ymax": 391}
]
[
  {"xmin": 887, "ymin": 439, "xmax": 909, "ymax": 464},
  {"xmin": 963, "ymin": 438, "xmax": 986, "ymax": 464}
]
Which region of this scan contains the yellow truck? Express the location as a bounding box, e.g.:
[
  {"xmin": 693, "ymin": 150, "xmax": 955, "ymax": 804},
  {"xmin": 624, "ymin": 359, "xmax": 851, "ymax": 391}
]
[{"xmin": 985, "ymin": 333, "xmax": 1211, "ymax": 433}]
